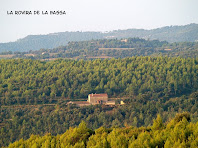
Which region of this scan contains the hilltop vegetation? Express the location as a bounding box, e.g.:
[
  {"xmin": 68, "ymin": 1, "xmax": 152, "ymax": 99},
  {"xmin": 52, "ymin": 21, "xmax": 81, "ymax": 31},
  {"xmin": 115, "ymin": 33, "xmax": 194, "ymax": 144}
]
[
  {"xmin": 6, "ymin": 113, "xmax": 198, "ymax": 148},
  {"xmin": 3, "ymin": 37, "xmax": 198, "ymax": 60},
  {"xmin": 46, "ymin": 38, "xmax": 198, "ymax": 58},
  {"xmin": 0, "ymin": 23, "xmax": 198, "ymax": 52},
  {"xmin": 108, "ymin": 23, "xmax": 198, "ymax": 43}
]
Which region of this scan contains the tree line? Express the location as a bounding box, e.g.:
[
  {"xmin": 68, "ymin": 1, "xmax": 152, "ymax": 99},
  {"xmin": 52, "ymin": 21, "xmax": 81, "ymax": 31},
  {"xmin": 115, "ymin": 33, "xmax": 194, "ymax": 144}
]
[{"xmin": 6, "ymin": 113, "xmax": 198, "ymax": 148}]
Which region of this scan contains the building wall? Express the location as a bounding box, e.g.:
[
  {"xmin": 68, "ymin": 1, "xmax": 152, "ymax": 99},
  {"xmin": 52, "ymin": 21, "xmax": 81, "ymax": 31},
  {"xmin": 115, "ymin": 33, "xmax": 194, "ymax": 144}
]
[
  {"xmin": 88, "ymin": 95, "xmax": 91, "ymax": 102},
  {"xmin": 106, "ymin": 101, "xmax": 115, "ymax": 105},
  {"xmin": 88, "ymin": 96, "xmax": 108, "ymax": 104}
]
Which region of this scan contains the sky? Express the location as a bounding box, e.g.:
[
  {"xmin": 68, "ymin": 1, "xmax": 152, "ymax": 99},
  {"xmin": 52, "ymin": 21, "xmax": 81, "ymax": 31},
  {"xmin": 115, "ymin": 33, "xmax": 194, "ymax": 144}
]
[{"xmin": 0, "ymin": 0, "xmax": 198, "ymax": 43}]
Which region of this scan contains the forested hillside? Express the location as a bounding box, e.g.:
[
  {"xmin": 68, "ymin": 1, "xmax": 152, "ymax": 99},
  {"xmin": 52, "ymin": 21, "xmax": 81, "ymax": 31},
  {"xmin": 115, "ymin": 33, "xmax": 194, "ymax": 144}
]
[
  {"xmin": 1, "ymin": 91, "xmax": 198, "ymax": 147},
  {"xmin": 0, "ymin": 23, "xmax": 198, "ymax": 52},
  {"xmin": 6, "ymin": 113, "xmax": 198, "ymax": 148},
  {"xmin": 47, "ymin": 38, "xmax": 197, "ymax": 58},
  {"xmin": 0, "ymin": 57, "xmax": 198, "ymax": 147},
  {"xmin": 0, "ymin": 57, "xmax": 197, "ymax": 105},
  {"xmin": 3, "ymin": 38, "xmax": 198, "ymax": 59}
]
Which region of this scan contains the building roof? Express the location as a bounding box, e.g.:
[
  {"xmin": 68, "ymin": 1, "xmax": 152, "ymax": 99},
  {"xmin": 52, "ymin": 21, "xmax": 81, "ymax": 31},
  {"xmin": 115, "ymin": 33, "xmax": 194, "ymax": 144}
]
[{"xmin": 88, "ymin": 93, "xmax": 108, "ymax": 97}]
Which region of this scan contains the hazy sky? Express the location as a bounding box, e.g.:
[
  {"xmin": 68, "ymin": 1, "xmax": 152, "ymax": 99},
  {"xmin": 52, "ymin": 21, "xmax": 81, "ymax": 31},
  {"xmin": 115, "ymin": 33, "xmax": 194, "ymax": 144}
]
[{"xmin": 0, "ymin": 0, "xmax": 198, "ymax": 43}]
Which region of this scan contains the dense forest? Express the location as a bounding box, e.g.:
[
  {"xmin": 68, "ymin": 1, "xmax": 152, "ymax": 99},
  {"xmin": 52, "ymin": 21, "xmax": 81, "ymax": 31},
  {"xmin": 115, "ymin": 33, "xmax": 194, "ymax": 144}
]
[
  {"xmin": 0, "ymin": 57, "xmax": 198, "ymax": 147},
  {"xmin": 0, "ymin": 23, "xmax": 198, "ymax": 52},
  {"xmin": 0, "ymin": 57, "xmax": 197, "ymax": 105},
  {"xmin": 0, "ymin": 24, "xmax": 198, "ymax": 148},
  {"xmin": 6, "ymin": 113, "xmax": 198, "ymax": 148},
  {"xmin": 1, "ymin": 91, "xmax": 198, "ymax": 147},
  {"xmin": 2, "ymin": 37, "xmax": 198, "ymax": 59}
]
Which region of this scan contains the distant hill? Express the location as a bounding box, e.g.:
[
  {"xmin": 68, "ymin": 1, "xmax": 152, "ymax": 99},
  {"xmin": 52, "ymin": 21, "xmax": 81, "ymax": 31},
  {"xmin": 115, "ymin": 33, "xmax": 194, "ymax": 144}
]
[
  {"xmin": 0, "ymin": 32, "xmax": 103, "ymax": 52},
  {"xmin": 107, "ymin": 23, "xmax": 198, "ymax": 42},
  {"xmin": 6, "ymin": 38, "xmax": 198, "ymax": 59},
  {"xmin": 0, "ymin": 23, "xmax": 198, "ymax": 52}
]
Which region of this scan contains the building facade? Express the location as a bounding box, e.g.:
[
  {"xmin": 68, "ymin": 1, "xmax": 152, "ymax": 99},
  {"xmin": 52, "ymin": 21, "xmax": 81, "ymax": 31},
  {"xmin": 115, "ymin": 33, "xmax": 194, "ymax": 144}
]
[
  {"xmin": 67, "ymin": 93, "xmax": 116, "ymax": 107},
  {"xmin": 88, "ymin": 93, "xmax": 108, "ymax": 105}
]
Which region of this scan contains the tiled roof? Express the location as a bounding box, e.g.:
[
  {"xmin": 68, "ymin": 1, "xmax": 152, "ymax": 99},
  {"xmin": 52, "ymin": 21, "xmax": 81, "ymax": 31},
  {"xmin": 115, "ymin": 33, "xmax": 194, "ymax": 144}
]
[{"xmin": 88, "ymin": 93, "xmax": 108, "ymax": 97}]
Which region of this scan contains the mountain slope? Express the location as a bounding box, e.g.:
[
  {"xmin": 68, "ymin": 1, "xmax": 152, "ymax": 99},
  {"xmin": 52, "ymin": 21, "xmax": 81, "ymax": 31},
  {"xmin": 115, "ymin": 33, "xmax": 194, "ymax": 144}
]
[
  {"xmin": 108, "ymin": 23, "xmax": 198, "ymax": 42},
  {"xmin": 0, "ymin": 32, "xmax": 103, "ymax": 52},
  {"xmin": 0, "ymin": 23, "xmax": 198, "ymax": 52}
]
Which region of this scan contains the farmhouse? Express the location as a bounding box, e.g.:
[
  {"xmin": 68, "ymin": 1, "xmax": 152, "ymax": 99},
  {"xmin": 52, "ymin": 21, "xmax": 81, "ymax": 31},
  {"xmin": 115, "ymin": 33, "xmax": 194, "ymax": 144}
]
[
  {"xmin": 88, "ymin": 93, "xmax": 108, "ymax": 105},
  {"xmin": 67, "ymin": 93, "xmax": 116, "ymax": 107}
]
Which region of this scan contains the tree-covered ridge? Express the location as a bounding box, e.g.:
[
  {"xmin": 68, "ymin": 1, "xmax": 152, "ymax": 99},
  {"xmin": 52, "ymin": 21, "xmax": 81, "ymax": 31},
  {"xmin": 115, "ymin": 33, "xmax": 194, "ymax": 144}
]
[
  {"xmin": 0, "ymin": 57, "xmax": 197, "ymax": 105},
  {"xmin": 6, "ymin": 113, "xmax": 198, "ymax": 148},
  {"xmin": 0, "ymin": 32, "xmax": 104, "ymax": 52},
  {"xmin": 66, "ymin": 38, "xmax": 168, "ymax": 50},
  {"xmin": 5, "ymin": 37, "xmax": 198, "ymax": 59},
  {"xmin": 62, "ymin": 38, "xmax": 198, "ymax": 58},
  {"xmin": 0, "ymin": 23, "xmax": 198, "ymax": 52},
  {"xmin": 108, "ymin": 23, "xmax": 198, "ymax": 43}
]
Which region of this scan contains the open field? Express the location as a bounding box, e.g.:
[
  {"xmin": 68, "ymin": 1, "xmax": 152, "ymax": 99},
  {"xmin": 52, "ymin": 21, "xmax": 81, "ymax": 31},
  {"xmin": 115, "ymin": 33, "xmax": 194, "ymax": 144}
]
[
  {"xmin": 24, "ymin": 54, "xmax": 35, "ymax": 57},
  {"xmin": 49, "ymin": 53, "xmax": 58, "ymax": 56},
  {"xmin": 0, "ymin": 54, "xmax": 14, "ymax": 58}
]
